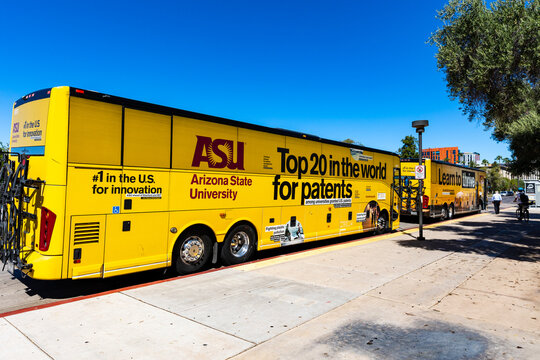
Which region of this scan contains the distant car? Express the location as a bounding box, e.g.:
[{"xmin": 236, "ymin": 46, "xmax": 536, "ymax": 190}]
[
  {"xmin": 507, "ymin": 191, "xmax": 514, "ymax": 196},
  {"xmin": 500, "ymin": 191, "xmax": 507, "ymax": 196}
]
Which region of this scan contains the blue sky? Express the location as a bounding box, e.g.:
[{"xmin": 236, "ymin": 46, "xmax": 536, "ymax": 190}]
[{"xmin": 0, "ymin": 1, "xmax": 511, "ymax": 162}]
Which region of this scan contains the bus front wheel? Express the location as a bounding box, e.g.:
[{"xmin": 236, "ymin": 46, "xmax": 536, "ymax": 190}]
[
  {"xmin": 441, "ymin": 205, "xmax": 448, "ymax": 220},
  {"xmin": 174, "ymin": 230, "xmax": 212, "ymax": 275},
  {"xmin": 221, "ymin": 224, "xmax": 256, "ymax": 265}
]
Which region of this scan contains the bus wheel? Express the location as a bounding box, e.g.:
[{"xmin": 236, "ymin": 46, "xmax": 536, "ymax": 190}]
[
  {"xmin": 375, "ymin": 212, "xmax": 388, "ymax": 234},
  {"xmin": 221, "ymin": 224, "xmax": 256, "ymax": 265},
  {"xmin": 174, "ymin": 231, "xmax": 212, "ymax": 275},
  {"xmin": 441, "ymin": 205, "xmax": 448, "ymax": 220},
  {"xmin": 448, "ymin": 204, "xmax": 454, "ymax": 219}
]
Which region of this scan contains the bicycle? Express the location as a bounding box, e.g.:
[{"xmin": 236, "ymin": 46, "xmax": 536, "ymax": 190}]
[{"xmin": 516, "ymin": 206, "xmax": 529, "ymax": 222}]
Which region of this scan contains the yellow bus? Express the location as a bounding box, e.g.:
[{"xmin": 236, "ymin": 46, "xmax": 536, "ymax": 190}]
[
  {"xmin": 1, "ymin": 86, "xmax": 401, "ymax": 280},
  {"xmin": 400, "ymin": 158, "xmax": 486, "ymax": 219}
]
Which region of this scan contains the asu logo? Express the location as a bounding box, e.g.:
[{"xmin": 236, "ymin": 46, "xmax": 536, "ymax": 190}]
[
  {"xmin": 191, "ymin": 136, "xmax": 245, "ymax": 170},
  {"xmin": 12, "ymin": 123, "xmax": 19, "ymax": 133}
]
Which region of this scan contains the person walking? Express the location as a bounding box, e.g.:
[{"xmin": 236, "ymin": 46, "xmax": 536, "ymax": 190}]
[{"xmin": 491, "ymin": 191, "xmax": 502, "ymax": 214}]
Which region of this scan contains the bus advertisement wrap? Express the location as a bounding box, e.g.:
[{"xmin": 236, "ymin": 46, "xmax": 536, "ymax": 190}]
[{"xmin": 0, "ymin": 86, "xmax": 401, "ymax": 280}]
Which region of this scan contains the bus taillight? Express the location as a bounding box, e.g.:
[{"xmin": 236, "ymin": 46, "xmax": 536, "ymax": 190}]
[
  {"xmin": 39, "ymin": 207, "xmax": 56, "ymax": 251},
  {"xmin": 422, "ymin": 195, "xmax": 430, "ymax": 209}
]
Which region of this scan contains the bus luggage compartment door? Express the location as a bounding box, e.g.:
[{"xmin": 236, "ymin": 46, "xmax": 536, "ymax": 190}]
[
  {"xmin": 103, "ymin": 212, "xmax": 169, "ymax": 278},
  {"xmin": 68, "ymin": 215, "xmax": 106, "ymax": 279}
]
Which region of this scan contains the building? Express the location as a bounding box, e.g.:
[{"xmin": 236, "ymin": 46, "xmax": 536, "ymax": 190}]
[
  {"xmin": 422, "ymin": 147, "xmax": 459, "ymax": 164},
  {"xmin": 460, "ymin": 152, "xmax": 481, "ymax": 165},
  {"xmin": 479, "ymin": 164, "xmax": 513, "ymax": 179}
]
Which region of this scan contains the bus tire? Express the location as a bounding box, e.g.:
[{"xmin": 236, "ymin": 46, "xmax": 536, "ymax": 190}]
[
  {"xmin": 173, "ymin": 230, "xmax": 212, "ymax": 275},
  {"xmin": 448, "ymin": 204, "xmax": 454, "ymax": 219},
  {"xmin": 441, "ymin": 205, "xmax": 448, "ymax": 220},
  {"xmin": 375, "ymin": 211, "xmax": 389, "ymax": 234},
  {"xmin": 221, "ymin": 224, "xmax": 256, "ymax": 266}
]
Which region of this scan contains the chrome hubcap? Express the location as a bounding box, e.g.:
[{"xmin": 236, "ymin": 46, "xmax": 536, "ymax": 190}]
[
  {"xmin": 180, "ymin": 236, "xmax": 204, "ymax": 263},
  {"xmin": 230, "ymin": 231, "xmax": 249, "ymax": 258},
  {"xmin": 377, "ymin": 217, "xmax": 386, "ymax": 231}
]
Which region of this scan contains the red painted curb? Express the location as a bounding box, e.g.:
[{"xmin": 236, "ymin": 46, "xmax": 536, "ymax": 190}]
[{"xmin": 0, "ymin": 211, "xmax": 487, "ymax": 318}]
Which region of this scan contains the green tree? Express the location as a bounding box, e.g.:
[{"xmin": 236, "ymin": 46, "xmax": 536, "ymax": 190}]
[
  {"xmin": 429, "ymin": 0, "xmax": 540, "ymax": 173},
  {"xmin": 506, "ymin": 111, "xmax": 540, "ymax": 174},
  {"xmin": 468, "ymin": 160, "xmax": 478, "ymax": 168},
  {"xmin": 495, "ymin": 155, "xmax": 503, "ymax": 164},
  {"xmin": 509, "ymin": 178, "xmax": 525, "ymax": 191},
  {"xmin": 481, "ymin": 159, "xmax": 489, "ymax": 166},
  {"xmin": 487, "ymin": 163, "xmax": 504, "ymax": 192},
  {"xmin": 397, "ymin": 135, "xmax": 419, "ymax": 159},
  {"xmin": 342, "ymin": 138, "xmax": 363, "ymax": 146},
  {"xmin": 0, "ymin": 141, "xmax": 8, "ymax": 168}
]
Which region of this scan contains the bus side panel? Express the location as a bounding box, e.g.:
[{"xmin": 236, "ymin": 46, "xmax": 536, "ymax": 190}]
[
  {"xmin": 167, "ymin": 208, "xmax": 263, "ymax": 258},
  {"xmin": 259, "ymin": 207, "xmax": 283, "ymax": 249},
  {"xmin": 103, "ymin": 212, "xmax": 169, "ymax": 278},
  {"xmin": 120, "ymin": 168, "xmax": 170, "ymax": 213},
  {"xmin": 65, "ymin": 166, "xmax": 121, "ymax": 278},
  {"xmin": 69, "ymin": 215, "xmax": 106, "ymax": 279}
]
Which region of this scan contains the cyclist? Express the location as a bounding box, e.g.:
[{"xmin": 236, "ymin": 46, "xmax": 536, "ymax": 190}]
[{"xmin": 514, "ymin": 187, "xmax": 529, "ymax": 220}]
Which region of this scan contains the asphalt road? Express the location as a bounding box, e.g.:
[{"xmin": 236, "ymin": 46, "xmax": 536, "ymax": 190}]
[{"xmin": 0, "ymin": 195, "xmax": 518, "ymax": 315}]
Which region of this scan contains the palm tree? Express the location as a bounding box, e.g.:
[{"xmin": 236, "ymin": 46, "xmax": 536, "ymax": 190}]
[
  {"xmin": 503, "ymin": 157, "xmax": 511, "ymax": 165},
  {"xmin": 481, "ymin": 159, "xmax": 489, "ymax": 166},
  {"xmin": 495, "ymin": 155, "xmax": 503, "ymax": 164}
]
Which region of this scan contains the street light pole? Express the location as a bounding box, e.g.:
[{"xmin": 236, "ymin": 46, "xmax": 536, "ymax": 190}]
[{"xmin": 412, "ymin": 120, "xmax": 429, "ymax": 241}]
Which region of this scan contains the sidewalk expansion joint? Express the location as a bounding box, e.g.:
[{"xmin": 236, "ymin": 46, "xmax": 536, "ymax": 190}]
[
  {"xmin": 118, "ymin": 292, "xmax": 257, "ymax": 345},
  {"xmin": 3, "ymin": 317, "xmax": 54, "ymax": 359},
  {"xmin": 458, "ymin": 286, "xmax": 539, "ymax": 304}
]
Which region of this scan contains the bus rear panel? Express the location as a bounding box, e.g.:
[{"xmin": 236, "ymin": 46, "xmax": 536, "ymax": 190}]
[{"xmin": 400, "ymin": 159, "xmax": 486, "ymax": 219}]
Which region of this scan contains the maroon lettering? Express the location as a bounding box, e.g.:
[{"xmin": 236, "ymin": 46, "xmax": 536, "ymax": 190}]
[{"xmin": 191, "ymin": 135, "xmax": 245, "ymax": 170}]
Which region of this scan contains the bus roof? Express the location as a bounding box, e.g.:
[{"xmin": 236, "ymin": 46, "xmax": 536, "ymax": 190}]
[{"xmin": 14, "ymin": 86, "xmax": 400, "ymax": 158}]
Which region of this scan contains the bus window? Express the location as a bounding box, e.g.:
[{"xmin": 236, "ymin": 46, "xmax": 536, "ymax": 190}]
[
  {"xmin": 68, "ymin": 97, "xmax": 122, "ymax": 165},
  {"xmin": 124, "ymin": 109, "xmax": 171, "ymax": 168}
]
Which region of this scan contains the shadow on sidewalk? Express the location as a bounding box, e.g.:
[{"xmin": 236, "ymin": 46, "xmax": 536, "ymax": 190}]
[{"xmin": 396, "ymin": 211, "xmax": 540, "ymax": 263}]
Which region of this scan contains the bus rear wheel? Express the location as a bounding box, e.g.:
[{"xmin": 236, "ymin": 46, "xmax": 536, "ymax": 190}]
[
  {"xmin": 174, "ymin": 230, "xmax": 212, "ymax": 275},
  {"xmin": 221, "ymin": 224, "xmax": 256, "ymax": 265},
  {"xmin": 448, "ymin": 204, "xmax": 454, "ymax": 219},
  {"xmin": 375, "ymin": 212, "xmax": 389, "ymax": 234}
]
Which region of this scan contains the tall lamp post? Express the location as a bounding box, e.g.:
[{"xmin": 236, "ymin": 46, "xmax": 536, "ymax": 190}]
[{"xmin": 412, "ymin": 120, "xmax": 429, "ymax": 241}]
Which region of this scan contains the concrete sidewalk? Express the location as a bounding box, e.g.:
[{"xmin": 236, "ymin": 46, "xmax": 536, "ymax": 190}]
[{"xmin": 1, "ymin": 207, "xmax": 538, "ymax": 359}]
